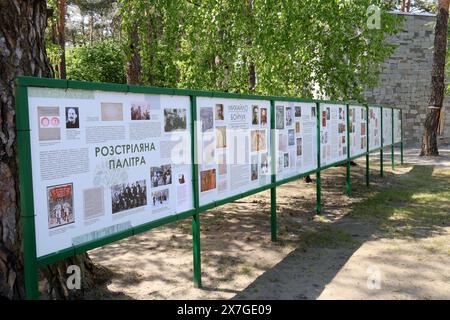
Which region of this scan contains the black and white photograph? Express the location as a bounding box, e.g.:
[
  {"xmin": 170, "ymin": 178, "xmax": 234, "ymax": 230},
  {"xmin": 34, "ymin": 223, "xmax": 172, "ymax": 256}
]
[
  {"xmin": 295, "ymin": 106, "xmax": 302, "ymax": 117},
  {"xmin": 288, "ymin": 129, "xmax": 295, "ymax": 146},
  {"xmin": 111, "ymin": 180, "xmax": 147, "ymax": 214},
  {"xmin": 131, "ymin": 102, "xmax": 151, "ymax": 120},
  {"xmin": 252, "ymin": 105, "xmax": 259, "ymax": 125},
  {"xmin": 164, "ymin": 108, "xmax": 187, "ymax": 132},
  {"xmin": 284, "ymin": 152, "xmax": 289, "ymax": 168},
  {"xmin": 65, "ymin": 107, "xmax": 79, "ymax": 129},
  {"xmin": 215, "ymin": 104, "xmax": 224, "ymax": 121},
  {"xmin": 200, "ymin": 107, "xmax": 214, "ymax": 132},
  {"xmin": 276, "ymin": 106, "xmax": 285, "ymax": 129},
  {"xmin": 150, "ymin": 164, "xmax": 172, "ymax": 187},
  {"xmin": 151, "ymin": 189, "xmax": 169, "ymax": 209},
  {"xmin": 311, "ymin": 106, "xmax": 316, "ymax": 117},
  {"xmin": 261, "ymin": 153, "xmax": 269, "ymax": 175},
  {"xmin": 251, "ymin": 155, "xmax": 258, "ymax": 181},
  {"xmin": 286, "ymin": 106, "xmax": 293, "ymax": 127},
  {"xmin": 296, "ymin": 138, "xmax": 302, "ymax": 156}
]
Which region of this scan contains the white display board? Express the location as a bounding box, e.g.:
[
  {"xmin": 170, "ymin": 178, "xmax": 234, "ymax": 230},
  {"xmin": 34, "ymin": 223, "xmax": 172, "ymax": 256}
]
[
  {"xmin": 196, "ymin": 97, "xmax": 272, "ymax": 206},
  {"xmin": 382, "ymin": 108, "xmax": 393, "ymax": 146},
  {"xmin": 394, "ymin": 109, "xmax": 402, "ymax": 144},
  {"xmin": 349, "ymin": 105, "xmax": 367, "ymax": 157},
  {"xmin": 27, "ymin": 87, "xmax": 193, "ymax": 257},
  {"xmin": 369, "ymin": 106, "xmax": 381, "ymax": 151},
  {"xmin": 275, "ymin": 102, "xmax": 318, "ymax": 181},
  {"xmin": 320, "ymin": 104, "xmax": 347, "ymax": 166}
]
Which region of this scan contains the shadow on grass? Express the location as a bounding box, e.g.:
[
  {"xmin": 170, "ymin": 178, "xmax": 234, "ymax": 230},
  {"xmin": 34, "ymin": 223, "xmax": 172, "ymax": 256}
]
[{"xmin": 233, "ymin": 165, "xmax": 450, "ymax": 299}]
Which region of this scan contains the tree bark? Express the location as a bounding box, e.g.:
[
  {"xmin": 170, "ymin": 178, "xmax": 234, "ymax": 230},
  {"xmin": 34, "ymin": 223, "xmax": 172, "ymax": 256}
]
[
  {"xmin": 0, "ymin": 0, "xmax": 101, "ymax": 299},
  {"xmin": 420, "ymin": 0, "xmax": 449, "ymax": 156},
  {"xmin": 126, "ymin": 26, "xmax": 142, "ymax": 85},
  {"xmin": 57, "ymin": 0, "xmax": 66, "ymax": 79}
]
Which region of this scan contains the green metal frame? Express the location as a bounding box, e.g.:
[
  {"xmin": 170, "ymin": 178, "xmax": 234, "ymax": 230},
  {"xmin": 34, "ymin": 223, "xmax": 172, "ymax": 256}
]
[{"xmin": 15, "ymin": 77, "xmax": 404, "ymax": 299}]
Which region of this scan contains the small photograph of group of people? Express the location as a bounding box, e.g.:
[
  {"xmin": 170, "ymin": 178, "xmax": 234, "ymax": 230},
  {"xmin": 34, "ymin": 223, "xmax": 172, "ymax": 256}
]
[
  {"xmin": 111, "ymin": 180, "xmax": 147, "ymax": 214},
  {"xmin": 151, "ymin": 189, "xmax": 169, "ymax": 209},
  {"xmin": 164, "ymin": 108, "xmax": 187, "ymax": 132},
  {"xmin": 131, "ymin": 102, "xmax": 151, "ymax": 120},
  {"xmin": 150, "ymin": 164, "xmax": 172, "ymax": 188},
  {"xmin": 47, "ymin": 183, "xmax": 75, "ymax": 229}
]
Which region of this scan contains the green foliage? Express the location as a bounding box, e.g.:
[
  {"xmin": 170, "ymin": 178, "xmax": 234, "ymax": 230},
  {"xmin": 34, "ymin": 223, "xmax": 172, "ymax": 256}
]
[
  {"xmin": 61, "ymin": 0, "xmax": 402, "ymax": 100},
  {"xmin": 66, "ymin": 40, "xmax": 125, "ymax": 83}
]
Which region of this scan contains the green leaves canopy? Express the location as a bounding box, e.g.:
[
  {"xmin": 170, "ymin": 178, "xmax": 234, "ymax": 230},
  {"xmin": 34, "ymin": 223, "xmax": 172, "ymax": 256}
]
[{"xmin": 94, "ymin": 0, "xmax": 401, "ymax": 100}]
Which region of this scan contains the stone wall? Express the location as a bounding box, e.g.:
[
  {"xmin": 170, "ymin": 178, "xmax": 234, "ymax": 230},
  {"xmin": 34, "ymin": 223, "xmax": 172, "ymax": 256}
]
[{"xmin": 363, "ymin": 12, "xmax": 450, "ymax": 147}]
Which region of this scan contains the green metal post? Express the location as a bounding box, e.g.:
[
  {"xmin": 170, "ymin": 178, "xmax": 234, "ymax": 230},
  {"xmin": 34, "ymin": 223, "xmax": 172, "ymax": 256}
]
[
  {"xmin": 366, "ymin": 105, "xmax": 370, "ymax": 187},
  {"xmin": 346, "ymin": 104, "xmax": 351, "ymax": 196},
  {"xmin": 190, "ymin": 95, "xmax": 201, "ymax": 288},
  {"xmin": 380, "ymin": 106, "xmax": 384, "ymax": 177},
  {"xmin": 270, "ymin": 100, "xmax": 277, "ymax": 241},
  {"xmin": 391, "ymin": 108, "xmax": 395, "ymax": 171},
  {"xmin": 16, "ymin": 85, "xmax": 40, "ymax": 300},
  {"xmin": 316, "ymin": 102, "xmax": 322, "ymax": 214},
  {"xmin": 400, "ymin": 109, "xmax": 404, "ymax": 165}
]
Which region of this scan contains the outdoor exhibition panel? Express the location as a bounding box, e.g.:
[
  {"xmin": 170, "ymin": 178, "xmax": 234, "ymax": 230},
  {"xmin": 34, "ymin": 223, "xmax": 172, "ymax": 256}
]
[
  {"xmin": 368, "ymin": 106, "xmax": 382, "ymax": 151},
  {"xmin": 394, "ymin": 108, "xmax": 402, "ymax": 144},
  {"xmin": 196, "ymin": 97, "xmax": 272, "ymax": 206},
  {"xmin": 349, "ymin": 105, "xmax": 368, "ymax": 158},
  {"xmin": 15, "ymin": 77, "xmax": 404, "ymax": 299},
  {"xmin": 25, "ymin": 86, "xmax": 193, "ymax": 258},
  {"xmin": 274, "ymin": 101, "xmax": 318, "ymax": 181},
  {"xmin": 383, "ymin": 107, "xmax": 393, "ymax": 147},
  {"xmin": 319, "ymin": 103, "xmax": 348, "ymax": 167}
]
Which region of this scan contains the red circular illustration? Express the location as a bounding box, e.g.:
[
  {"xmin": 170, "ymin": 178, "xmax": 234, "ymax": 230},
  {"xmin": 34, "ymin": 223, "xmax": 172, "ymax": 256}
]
[
  {"xmin": 51, "ymin": 117, "xmax": 60, "ymax": 126},
  {"xmin": 41, "ymin": 117, "xmax": 50, "ymax": 127}
]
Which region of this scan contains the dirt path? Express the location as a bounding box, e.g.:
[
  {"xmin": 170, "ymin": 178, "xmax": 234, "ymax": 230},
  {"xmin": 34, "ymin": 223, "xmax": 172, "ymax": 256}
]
[{"xmin": 86, "ymin": 146, "xmax": 450, "ymax": 300}]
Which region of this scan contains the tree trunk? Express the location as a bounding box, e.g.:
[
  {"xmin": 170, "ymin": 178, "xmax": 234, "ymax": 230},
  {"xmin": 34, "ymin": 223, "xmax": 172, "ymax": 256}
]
[
  {"xmin": 126, "ymin": 26, "xmax": 141, "ymax": 85},
  {"xmin": 57, "ymin": 0, "xmax": 66, "ymax": 79},
  {"xmin": 420, "ymin": 0, "xmax": 449, "ymax": 156},
  {"xmin": 246, "ymin": 0, "xmax": 256, "ymax": 92},
  {"xmin": 0, "ymin": 0, "xmax": 100, "ymax": 299}
]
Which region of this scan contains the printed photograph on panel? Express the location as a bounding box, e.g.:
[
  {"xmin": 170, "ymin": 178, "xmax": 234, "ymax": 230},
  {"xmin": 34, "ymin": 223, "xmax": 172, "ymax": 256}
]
[
  {"xmin": 150, "ymin": 165, "xmax": 172, "ymax": 188},
  {"xmin": 200, "ymin": 169, "xmax": 216, "ymax": 192},
  {"xmin": 101, "ymin": 103, "xmax": 123, "ymax": 121},
  {"xmin": 215, "ymin": 104, "xmax": 224, "ymax": 121},
  {"xmin": 260, "ymin": 108, "xmax": 268, "ymax": 126},
  {"xmin": 111, "ymin": 180, "xmax": 147, "ymax": 214},
  {"xmin": 38, "ymin": 106, "xmax": 61, "ymax": 141},
  {"xmin": 286, "ymin": 107, "xmax": 294, "ymax": 127},
  {"xmin": 200, "ymin": 107, "xmax": 214, "ymax": 132},
  {"xmin": 47, "ymin": 183, "xmax": 74, "ymax": 229},
  {"xmin": 216, "ymin": 126, "xmax": 227, "ymax": 148},
  {"xmin": 276, "ymin": 106, "xmax": 285, "ymax": 129},
  {"xmin": 65, "ymin": 107, "xmax": 79, "ymax": 129},
  {"xmin": 164, "ymin": 108, "xmax": 187, "ymax": 132},
  {"xmin": 251, "ymin": 155, "xmax": 258, "ymax": 181},
  {"xmin": 252, "ymin": 105, "xmax": 259, "ymax": 125},
  {"xmin": 296, "ymin": 138, "xmax": 302, "ymax": 156},
  {"xmin": 131, "ymin": 102, "xmax": 151, "ymax": 120},
  {"xmin": 151, "ymin": 189, "xmax": 169, "ymax": 209},
  {"xmin": 261, "ymin": 153, "xmax": 269, "ymax": 175}
]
